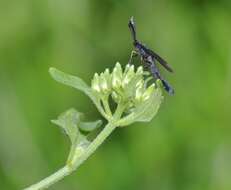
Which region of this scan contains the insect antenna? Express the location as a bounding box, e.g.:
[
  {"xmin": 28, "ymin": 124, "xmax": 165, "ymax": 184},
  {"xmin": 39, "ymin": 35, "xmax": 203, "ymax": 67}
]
[{"xmin": 128, "ymin": 16, "xmax": 137, "ymax": 42}]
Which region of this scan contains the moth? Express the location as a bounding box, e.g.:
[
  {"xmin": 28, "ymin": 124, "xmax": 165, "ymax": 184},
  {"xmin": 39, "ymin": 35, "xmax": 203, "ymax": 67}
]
[{"xmin": 128, "ymin": 17, "xmax": 174, "ymax": 95}]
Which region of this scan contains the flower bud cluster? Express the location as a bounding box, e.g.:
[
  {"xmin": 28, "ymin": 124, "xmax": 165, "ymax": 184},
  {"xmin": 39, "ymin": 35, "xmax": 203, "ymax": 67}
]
[{"xmin": 91, "ymin": 62, "xmax": 156, "ymax": 106}]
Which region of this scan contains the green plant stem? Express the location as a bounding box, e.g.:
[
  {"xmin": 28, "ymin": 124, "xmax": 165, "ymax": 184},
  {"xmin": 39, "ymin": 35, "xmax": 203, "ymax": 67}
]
[
  {"xmin": 102, "ymin": 97, "xmax": 112, "ymax": 117},
  {"xmin": 113, "ymin": 101, "xmax": 126, "ymax": 119},
  {"xmin": 23, "ymin": 122, "xmax": 117, "ymax": 190},
  {"xmin": 95, "ymin": 101, "xmax": 109, "ymax": 120},
  {"xmin": 24, "ymin": 166, "xmax": 71, "ymax": 190}
]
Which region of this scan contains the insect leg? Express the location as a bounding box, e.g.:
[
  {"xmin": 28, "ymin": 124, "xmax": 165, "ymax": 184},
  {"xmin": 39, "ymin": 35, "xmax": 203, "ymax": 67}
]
[
  {"xmin": 128, "ymin": 50, "xmax": 138, "ymax": 65},
  {"xmin": 142, "ymin": 58, "xmax": 151, "ymax": 70},
  {"xmin": 149, "ymin": 62, "xmax": 174, "ymax": 95}
]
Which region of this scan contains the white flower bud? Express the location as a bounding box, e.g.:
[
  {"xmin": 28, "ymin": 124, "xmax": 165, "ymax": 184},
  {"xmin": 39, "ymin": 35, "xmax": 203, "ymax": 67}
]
[
  {"xmin": 91, "ymin": 73, "xmax": 101, "ymax": 92},
  {"xmin": 104, "ymin": 68, "xmax": 111, "ymax": 89},
  {"xmin": 136, "ymin": 66, "xmax": 143, "ymax": 75},
  {"xmin": 100, "ymin": 73, "xmax": 108, "ymax": 92},
  {"xmin": 124, "ymin": 64, "xmax": 131, "ymax": 74},
  {"xmin": 114, "ymin": 62, "xmax": 123, "ymax": 78},
  {"xmin": 104, "ymin": 68, "xmax": 110, "ymax": 78},
  {"xmin": 135, "ymin": 85, "xmax": 144, "ymax": 102},
  {"xmin": 136, "ymin": 79, "xmax": 144, "ymax": 89},
  {"xmin": 112, "ymin": 63, "xmax": 123, "ymax": 89},
  {"xmin": 122, "ymin": 65, "xmax": 135, "ymax": 87}
]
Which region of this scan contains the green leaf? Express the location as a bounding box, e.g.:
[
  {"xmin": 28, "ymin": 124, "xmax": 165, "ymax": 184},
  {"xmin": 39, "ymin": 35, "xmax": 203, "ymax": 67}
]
[
  {"xmin": 117, "ymin": 88, "xmax": 163, "ymax": 126},
  {"xmin": 51, "ymin": 108, "xmax": 104, "ymax": 166},
  {"xmin": 51, "ymin": 108, "xmax": 83, "ymax": 144},
  {"xmin": 133, "ymin": 88, "xmax": 163, "ymax": 122},
  {"xmin": 51, "ymin": 108, "xmax": 103, "ymax": 143},
  {"xmin": 49, "ymin": 68, "xmax": 91, "ymax": 94},
  {"xmin": 49, "ymin": 68, "xmax": 100, "ymax": 108},
  {"xmin": 79, "ymin": 120, "xmax": 103, "ymax": 132}
]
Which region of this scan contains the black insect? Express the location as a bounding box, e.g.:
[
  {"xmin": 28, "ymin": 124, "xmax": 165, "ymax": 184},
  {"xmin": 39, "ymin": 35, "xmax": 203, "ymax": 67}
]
[{"xmin": 128, "ymin": 17, "xmax": 174, "ymax": 95}]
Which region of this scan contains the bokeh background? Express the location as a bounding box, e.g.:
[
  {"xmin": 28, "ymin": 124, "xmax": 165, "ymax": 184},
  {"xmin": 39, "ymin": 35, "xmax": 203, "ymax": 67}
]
[{"xmin": 0, "ymin": 0, "xmax": 231, "ymax": 189}]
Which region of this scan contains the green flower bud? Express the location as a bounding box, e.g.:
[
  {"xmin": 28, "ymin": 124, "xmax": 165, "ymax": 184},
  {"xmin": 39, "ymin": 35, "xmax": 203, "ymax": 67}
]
[{"xmin": 91, "ymin": 73, "xmax": 101, "ymax": 93}]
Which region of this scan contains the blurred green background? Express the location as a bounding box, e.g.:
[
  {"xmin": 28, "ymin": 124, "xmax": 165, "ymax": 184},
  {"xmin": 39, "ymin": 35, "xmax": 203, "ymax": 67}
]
[{"xmin": 0, "ymin": 0, "xmax": 231, "ymax": 189}]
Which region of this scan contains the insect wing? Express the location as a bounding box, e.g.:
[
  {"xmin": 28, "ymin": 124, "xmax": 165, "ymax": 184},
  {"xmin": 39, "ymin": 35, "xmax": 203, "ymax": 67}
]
[{"xmin": 147, "ymin": 49, "xmax": 174, "ymax": 73}]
